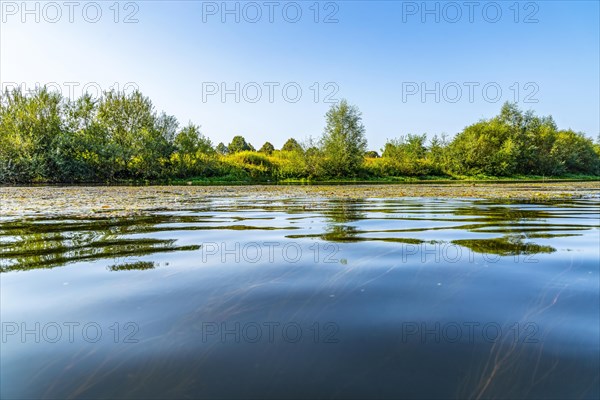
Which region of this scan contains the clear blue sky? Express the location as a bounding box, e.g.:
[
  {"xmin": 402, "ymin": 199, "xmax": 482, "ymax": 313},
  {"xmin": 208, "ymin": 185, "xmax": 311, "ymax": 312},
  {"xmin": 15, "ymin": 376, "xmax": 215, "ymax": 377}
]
[{"xmin": 1, "ymin": 1, "xmax": 598, "ymax": 151}]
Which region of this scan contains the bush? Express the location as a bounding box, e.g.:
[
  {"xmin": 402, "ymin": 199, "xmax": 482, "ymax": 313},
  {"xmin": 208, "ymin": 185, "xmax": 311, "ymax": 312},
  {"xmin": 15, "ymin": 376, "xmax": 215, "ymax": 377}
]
[
  {"xmin": 221, "ymin": 151, "xmax": 273, "ymax": 179},
  {"xmin": 270, "ymin": 150, "xmax": 308, "ymax": 179}
]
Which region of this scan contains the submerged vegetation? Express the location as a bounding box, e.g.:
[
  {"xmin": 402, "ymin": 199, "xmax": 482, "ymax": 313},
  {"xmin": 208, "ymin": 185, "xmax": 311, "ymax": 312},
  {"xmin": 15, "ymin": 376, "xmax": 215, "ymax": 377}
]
[{"xmin": 0, "ymin": 88, "xmax": 599, "ymax": 184}]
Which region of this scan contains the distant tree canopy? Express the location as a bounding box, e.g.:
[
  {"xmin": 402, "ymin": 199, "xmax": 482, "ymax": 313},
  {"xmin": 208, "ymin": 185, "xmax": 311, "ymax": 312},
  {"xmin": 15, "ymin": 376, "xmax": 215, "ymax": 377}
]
[
  {"xmin": 174, "ymin": 124, "xmax": 213, "ymax": 155},
  {"xmin": 228, "ymin": 136, "xmax": 254, "ymax": 153},
  {"xmin": 0, "ymin": 87, "xmax": 597, "ymax": 184},
  {"xmin": 282, "ymin": 138, "xmax": 303, "ymax": 152},
  {"xmin": 259, "ymin": 142, "xmax": 275, "ymax": 155},
  {"xmin": 0, "ymin": 88, "xmax": 178, "ymax": 182},
  {"xmin": 215, "ymin": 142, "xmax": 228, "ymax": 155},
  {"xmin": 446, "ymin": 102, "xmax": 599, "ymax": 176}
]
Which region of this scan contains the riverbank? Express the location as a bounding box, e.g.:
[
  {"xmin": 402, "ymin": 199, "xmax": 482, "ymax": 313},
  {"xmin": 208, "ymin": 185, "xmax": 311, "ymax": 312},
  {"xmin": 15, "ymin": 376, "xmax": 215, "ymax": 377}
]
[
  {"xmin": 172, "ymin": 174, "xmax": 600, "ymax": 185},
  {"xmin": 2, "ymin": 182, "xmax": 599, "ymax": 218}
]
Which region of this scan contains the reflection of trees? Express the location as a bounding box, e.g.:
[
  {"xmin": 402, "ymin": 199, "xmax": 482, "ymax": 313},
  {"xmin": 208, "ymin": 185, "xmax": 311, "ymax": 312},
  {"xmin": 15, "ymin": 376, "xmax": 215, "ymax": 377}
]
[
  {"xmin": 323, "ymin": 199, "xmax": 365, "ymax": 223},
  {"xmin": 454, "ymin": 205, "xmax": 552, "ymax": 223},
  {"xmin": 320, "ymin": 200, "xmax": 365, "ymax": 242},
  {"xmin": 451, "ymin": 204, "xmax": 574, "ymax": 256},
  {"xmin": 0, "ymin": 216, "xmax": 200, "ymax": 272},
  {"xmin": 108, "ymin": 261, "xmax": 156, "ymax": 271},
  {"xmin": 322, "ymin": 225, "xmax": 361, "ymax": 242},
  {"xmin": 453, "ymin": 235, "xmax": 555, "ymax": 256}
]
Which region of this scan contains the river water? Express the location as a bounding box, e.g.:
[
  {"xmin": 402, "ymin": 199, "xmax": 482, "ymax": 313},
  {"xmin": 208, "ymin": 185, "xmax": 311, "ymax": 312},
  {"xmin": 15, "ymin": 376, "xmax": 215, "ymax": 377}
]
[{"xmin": 1, "ymin": 197, "xmax": 598, "ymax": 398}]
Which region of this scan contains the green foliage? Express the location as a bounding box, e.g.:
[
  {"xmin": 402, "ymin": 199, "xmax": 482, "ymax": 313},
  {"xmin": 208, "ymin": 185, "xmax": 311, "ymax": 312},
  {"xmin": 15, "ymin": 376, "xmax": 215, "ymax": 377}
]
[
  {"xmin": 303, "ymin": 145, "xmax": 325, "ymax": 178},
  {"xmin": 174, "ymin": 123, "xmax": 213, "ymax": 155},
  {"xmin": 0, "ymin": 87, "xmax": 64, "ymax": 182},
  {"xmin": 447, "ymin": 102, "xmax": 599, "ymax": 177},
  {"xmin": 320, "ymin": 99, "xmax": 368, "ymax": 177},
  {"xmin": 170, "ymin": 124, "xmax": 216, "ymax": 178},
  {"xmin": 380, "ymin": 134, "xmax": 432, "ymax": 176},
  {"xmin": 170, "ymin": 152, "xmax": 219, "ymax": 178},
  {"xmin": 281, "ymin": 138, "xmax": 303, "ymax": 152},
  {"xmin": 104, "ymin": 91, "xmax": 176, "ymax": 179},
  {"xmin": 0, "ymin": 90, "xmax": 597, "ymax": 184},
  {"xmin": 259, "ymin": 142, "xmax": 275, "ymax": 155},
  {"xmin": 550, "ymin": 130, "xmax": 600, "ymax": 175},
  {"xmin": 221, "ymin": 151, "xmax": 273, "ymax": 179},
  {"xmin": 427, "ymin": 134, "xmax": 449, "ymax": 175},
  {"xmin": 447, "ymin": 119, "xmax": 515, "ymax": 176},
  {"xmin": 228, "ymin": 135, "xmax": 254, "ymax": 153},
  {"xmin": 216, "ymin": 142, "xmax": 228, "ymax": 155},
  {"xmin": 271, "ymin": 149, "xmax": 308, "ymax": 178}
]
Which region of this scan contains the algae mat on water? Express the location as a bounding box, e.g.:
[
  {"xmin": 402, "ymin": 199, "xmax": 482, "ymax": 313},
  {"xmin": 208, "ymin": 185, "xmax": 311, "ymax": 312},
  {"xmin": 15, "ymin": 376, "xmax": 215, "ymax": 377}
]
[{"xmin": 1, "ymin": 182, "xmax": 599, "ymax": 218}]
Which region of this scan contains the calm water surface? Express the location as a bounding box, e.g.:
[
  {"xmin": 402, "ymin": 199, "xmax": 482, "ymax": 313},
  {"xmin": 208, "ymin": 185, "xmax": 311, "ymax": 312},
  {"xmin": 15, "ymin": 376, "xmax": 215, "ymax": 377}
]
[{"xmin": 1, "ymin": 197, "xmax": 599, "ymax": 399}]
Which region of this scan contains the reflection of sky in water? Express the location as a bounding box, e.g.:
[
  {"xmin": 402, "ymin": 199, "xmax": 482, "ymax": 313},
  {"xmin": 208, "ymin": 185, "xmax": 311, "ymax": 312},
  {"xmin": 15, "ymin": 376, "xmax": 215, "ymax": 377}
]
[{"xmin": 1, "ymin": 198, "xmax": 599, "ymax": 399}]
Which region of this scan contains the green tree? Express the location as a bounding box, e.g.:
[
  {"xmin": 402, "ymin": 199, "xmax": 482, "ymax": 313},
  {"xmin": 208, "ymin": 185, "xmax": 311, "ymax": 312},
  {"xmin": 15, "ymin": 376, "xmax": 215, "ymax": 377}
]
[
  {"xmin": 174, "ymin": 123, "xmax": 213, "ymax": 155},
  {"xmin": 170, "ymin": 123, "xmax": 216, "ymax": 177},
  {"xmin": 216, "ymin": 142, "xmax": 229, "ymax": 155},
  {"xmin": 381, "ymin": 134, "xmax": 429, "ymax": 176},
  {"xmin": 447, "ymin": 119, "xmax": 515, "ymax": 176},
  {"xmin": 2, "ymin": 88, "xmax": 597, "ymax": 183},
  {"xmin": 259, "ymin": 141, "xmax": 275, "ymax": 155},
  {"xmin": 426, "ymin": 134, "xmax": 449, "ymax": 175},
  {"xmin": 53, "ymin": 93, "xmax": 105, "ymax": 182},
  {"xmin": 94, "ymin": 90, "xmax": 173, "ymax": 179},
  {"xmin": 228, "ymin": 135, "xmax": 254, "ymax": 153},
  {"xmin": 550, "ymin": 130, "xmax": 600, "ymax": 175},
  {"xmin": 282, "ymin": 138, "xmax": 303, "ymax": 152},
  {"xmin": 445, "ymin": 102, "xmax": 600, "ymax": 177},
  {"xmin": 0, "ymin": 87, "xmax": 64, "ymax": 183},
  {"xmin": 320, "ymin": 100, "xmax": 367, "ymax": 177}
]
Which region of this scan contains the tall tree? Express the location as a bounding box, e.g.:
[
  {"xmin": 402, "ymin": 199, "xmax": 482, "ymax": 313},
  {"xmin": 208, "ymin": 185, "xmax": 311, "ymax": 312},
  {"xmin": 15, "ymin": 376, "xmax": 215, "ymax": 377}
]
[{"xmin": 320, "ymin": 100, "xmax": 367, "ymax": 177}]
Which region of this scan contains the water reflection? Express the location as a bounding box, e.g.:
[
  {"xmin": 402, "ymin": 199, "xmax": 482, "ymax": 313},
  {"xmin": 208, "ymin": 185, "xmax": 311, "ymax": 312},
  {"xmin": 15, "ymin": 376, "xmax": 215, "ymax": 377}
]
[
  {"xmin": 321, "ymin": 200, "xmax": 365, "ymax": 242},
  {"xmin": 0, "ymin": 217, "xmax": 201, "ymax": 272},
  {"xmin": 107, "ymin": 261, "xmax": 157, "ymax": 271},
  {"xmin": 1, "ymin": 197, "xmax": 599, "ymax": 399},
  {"xmin": 453, "ymin": 235, "xmax": 555, "ymax": 256},
  {"xmin": 1, "ymin": 199, "xmax": 598, "ymax": 272}
]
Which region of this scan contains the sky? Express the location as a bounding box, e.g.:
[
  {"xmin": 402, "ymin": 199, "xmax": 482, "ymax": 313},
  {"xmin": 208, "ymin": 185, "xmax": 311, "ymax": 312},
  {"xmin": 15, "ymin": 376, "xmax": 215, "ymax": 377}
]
[{"xmin": 1, "ymin": 0, "xmax": 599, "ymax": 151}]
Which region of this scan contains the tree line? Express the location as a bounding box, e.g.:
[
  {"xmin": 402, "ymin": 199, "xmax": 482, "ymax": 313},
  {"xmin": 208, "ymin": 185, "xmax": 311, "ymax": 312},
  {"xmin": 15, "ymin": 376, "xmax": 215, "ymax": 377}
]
[{"xmin": 0, "ymin": 88, "xmax": 598, "ymax": 184}]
